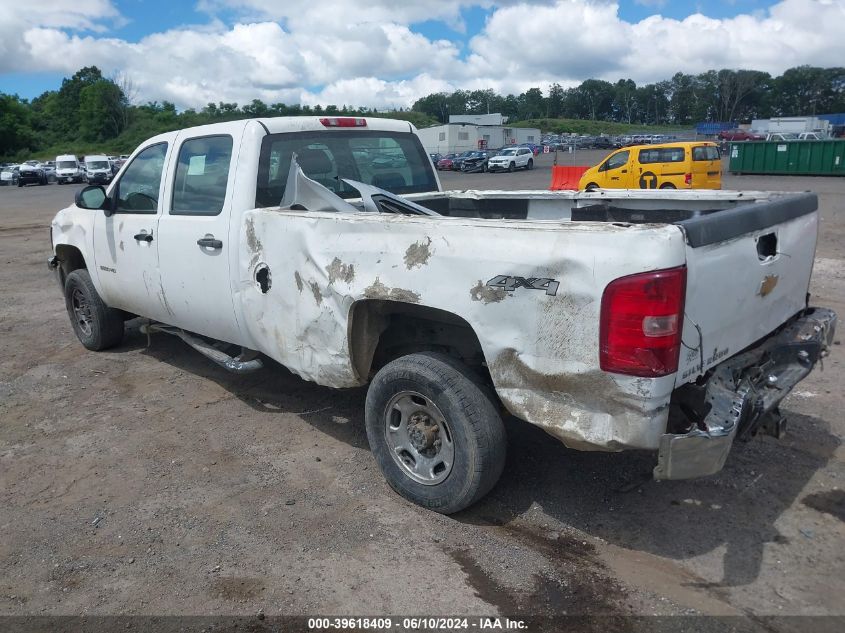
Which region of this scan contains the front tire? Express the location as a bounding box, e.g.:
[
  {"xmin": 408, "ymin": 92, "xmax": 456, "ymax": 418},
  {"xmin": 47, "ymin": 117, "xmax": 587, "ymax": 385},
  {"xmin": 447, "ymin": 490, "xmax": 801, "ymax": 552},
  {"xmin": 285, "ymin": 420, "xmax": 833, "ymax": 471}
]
[
  {"xmin": 585, "ymin": 182, "xmax": 599, "ymax": 191},
  {"xmin": 527, "ymin": 158, "xmax": 533, "ymax": 170},
  {"xmin": 64, "ymin": 269, "xmax": 125, "ymax": 351},
  {"xmin": 365, "ymin": 352, "xmax": 506, "ymax": 514},
  {"xmin": 508, "ymin": 162, "xmax": 515, "ymax": 173}
]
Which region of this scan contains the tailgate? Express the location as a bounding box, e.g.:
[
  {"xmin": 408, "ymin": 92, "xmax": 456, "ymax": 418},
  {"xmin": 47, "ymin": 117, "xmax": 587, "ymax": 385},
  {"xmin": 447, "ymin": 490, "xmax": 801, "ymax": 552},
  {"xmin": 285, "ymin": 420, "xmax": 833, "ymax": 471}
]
[{"xmin": 675, "ymin": 193, "xmax": 819, "ymax": 383}]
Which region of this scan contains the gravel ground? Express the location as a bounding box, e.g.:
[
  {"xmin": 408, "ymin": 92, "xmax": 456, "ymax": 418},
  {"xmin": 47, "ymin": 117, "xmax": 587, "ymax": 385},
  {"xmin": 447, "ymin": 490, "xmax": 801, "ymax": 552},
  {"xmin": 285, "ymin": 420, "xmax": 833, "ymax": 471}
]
[{"xmin": 1, "ymin": 153, "xmax": 843, "ymax": 629}]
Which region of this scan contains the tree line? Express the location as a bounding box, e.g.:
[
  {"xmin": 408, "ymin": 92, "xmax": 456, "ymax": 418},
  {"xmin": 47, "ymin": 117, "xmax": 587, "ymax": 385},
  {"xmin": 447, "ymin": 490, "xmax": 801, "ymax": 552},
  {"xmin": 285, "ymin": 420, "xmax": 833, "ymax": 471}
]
[
  {"xmin": 412, "ymin": 66, "xmax": 845, "ymax": 126},
  {"xmin": 0, "ymin": 66, "xmax": 435, "ymax": 160},
  {"xmin": 2, "ymin": 65, "xmax": 844, "ymax": 160}
]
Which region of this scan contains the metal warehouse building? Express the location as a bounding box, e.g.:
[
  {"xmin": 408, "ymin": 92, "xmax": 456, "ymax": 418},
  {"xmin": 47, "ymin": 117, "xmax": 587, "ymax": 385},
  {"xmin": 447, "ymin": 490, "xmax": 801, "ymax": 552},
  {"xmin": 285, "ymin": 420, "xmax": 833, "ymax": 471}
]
[{"xmin": 416, "ymin": 114, "xmax": 541, "ymax": 155}]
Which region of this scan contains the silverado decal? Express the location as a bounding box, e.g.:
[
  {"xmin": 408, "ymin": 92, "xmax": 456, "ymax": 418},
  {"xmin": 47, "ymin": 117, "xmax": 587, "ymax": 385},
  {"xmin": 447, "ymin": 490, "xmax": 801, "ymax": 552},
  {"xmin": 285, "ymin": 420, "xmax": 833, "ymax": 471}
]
[{"xmin": 486, "ymin": 275, "xmax": 560, "ymax": 296}]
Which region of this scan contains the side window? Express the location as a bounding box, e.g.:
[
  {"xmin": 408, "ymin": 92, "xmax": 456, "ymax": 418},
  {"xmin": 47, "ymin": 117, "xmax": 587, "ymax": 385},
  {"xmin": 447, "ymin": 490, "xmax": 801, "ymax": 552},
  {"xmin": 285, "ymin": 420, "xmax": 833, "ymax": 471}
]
[
  {"xmin": 660, "ymin": 148, "xmax": 685, "ymax": 162},
  {"xmin": 692, "ymin": 146, "xmax": 719, "ymax": 161},
  {"xmin": 115, "ymin": 143, "xmax": 168, "ymax": 213},
  {"xmin": 171, "ymin": 135, "xmax": 233, "ymax": 215},
  {"xmin": 603, "ymin": 150, "xmax": 629, "ymax": 171},
  {"xmin": 638, "ymin": 149, "xmax": 660, "ymax": 164}
]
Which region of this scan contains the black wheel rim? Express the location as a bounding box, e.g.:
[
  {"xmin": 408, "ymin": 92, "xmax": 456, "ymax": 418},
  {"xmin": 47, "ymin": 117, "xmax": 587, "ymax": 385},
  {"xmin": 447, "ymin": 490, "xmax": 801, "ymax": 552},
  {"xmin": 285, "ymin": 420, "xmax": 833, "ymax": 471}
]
[{"xmin": 71, "ymin": 288, "xmax": 93, "ymax": 337}]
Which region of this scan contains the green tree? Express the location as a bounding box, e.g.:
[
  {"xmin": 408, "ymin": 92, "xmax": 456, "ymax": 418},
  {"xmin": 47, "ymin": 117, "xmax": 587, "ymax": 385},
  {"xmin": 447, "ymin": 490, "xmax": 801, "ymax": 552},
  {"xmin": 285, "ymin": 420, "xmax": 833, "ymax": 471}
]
[
  {"xmin": 78, "ymin": 79, "xmax": 127, "ymax": 142},
  {"xmin": 0, "ymin": 94, "xmax": 35, "ymax": 156}
]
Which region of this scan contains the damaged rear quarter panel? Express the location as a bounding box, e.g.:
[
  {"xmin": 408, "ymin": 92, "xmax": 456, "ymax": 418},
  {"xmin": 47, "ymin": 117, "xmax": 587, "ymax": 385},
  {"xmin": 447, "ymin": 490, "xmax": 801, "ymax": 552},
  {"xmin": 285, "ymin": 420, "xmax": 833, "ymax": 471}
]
[{"xmin": 234, "ymin": 207, "xmax": 687, "ymax": 451}]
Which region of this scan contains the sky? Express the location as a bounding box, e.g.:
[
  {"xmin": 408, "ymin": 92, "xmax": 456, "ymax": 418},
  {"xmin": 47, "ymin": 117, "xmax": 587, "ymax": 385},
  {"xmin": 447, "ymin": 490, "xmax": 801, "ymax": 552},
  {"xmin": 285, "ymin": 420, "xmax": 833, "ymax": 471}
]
[{"xmin": 1, "ymin": 0, "xmax": 843, "ymax": 110}]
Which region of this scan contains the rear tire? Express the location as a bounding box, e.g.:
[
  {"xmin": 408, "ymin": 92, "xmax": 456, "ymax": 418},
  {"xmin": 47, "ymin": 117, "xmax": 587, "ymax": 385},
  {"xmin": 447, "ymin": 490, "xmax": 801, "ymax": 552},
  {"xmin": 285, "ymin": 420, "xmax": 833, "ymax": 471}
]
[
  {"xmin": 365, "ymin": 352, "xmax": 506, "ymax": 514},
  {"xmin": 527, "ymin": 159, "xmax": 533, "ymax": 170},
  {"xmin": 64, "ymin": 269, "xmax": 124, "ymax": 351},
  {"xmin": 659, "ymin": 183, "xmax": 676, "ymax": 189}
]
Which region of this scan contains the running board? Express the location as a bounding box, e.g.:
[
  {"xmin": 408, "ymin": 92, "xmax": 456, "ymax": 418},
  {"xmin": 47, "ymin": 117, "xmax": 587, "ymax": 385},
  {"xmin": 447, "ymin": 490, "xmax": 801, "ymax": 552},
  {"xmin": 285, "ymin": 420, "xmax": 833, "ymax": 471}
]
[{"xmin": 139, "ymin": 323, "xmax": 264, "ymax": 374}]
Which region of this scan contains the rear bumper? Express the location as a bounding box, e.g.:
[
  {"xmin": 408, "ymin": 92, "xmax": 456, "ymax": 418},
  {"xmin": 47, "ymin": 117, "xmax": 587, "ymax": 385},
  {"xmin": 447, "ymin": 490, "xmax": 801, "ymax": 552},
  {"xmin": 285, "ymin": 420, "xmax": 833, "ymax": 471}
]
[{"xmin": 654, "ymin": 307, "xmax": 837, "ymax": 480}]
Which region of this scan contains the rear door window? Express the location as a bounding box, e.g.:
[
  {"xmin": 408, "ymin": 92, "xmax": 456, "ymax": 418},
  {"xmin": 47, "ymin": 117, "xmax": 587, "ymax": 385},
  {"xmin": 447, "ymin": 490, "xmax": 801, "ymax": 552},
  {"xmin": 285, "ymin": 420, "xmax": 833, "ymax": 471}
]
[
  {"xmin": 171, "ymin": 135, "xmax": 233, "ymax": 215},
  {"xmin": 256, "ymin": 130, "xmax": 437, "ymax": 207}
]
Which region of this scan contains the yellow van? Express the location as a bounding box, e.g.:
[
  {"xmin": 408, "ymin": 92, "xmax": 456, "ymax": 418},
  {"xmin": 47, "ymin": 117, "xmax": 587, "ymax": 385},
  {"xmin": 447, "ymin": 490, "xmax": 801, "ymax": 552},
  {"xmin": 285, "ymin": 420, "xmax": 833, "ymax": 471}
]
[{"xmin": 578, "ymin": 142, "xmax": 721, "ymax": 191}]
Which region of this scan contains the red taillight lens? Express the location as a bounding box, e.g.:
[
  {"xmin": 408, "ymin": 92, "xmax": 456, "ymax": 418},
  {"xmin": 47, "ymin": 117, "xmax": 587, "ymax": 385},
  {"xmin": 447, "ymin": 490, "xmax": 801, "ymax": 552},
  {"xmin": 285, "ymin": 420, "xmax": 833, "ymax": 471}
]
[
  {"xmin": 684, "ymin": 173, "xmax": 692, "ymax": 186},
  {"xmin": 599, "ymin": 266, "xmax": 686, "ymax": 377},
  {"xmin": 319, "ymin": 117, "xmax": 367, "ymax": 127}
]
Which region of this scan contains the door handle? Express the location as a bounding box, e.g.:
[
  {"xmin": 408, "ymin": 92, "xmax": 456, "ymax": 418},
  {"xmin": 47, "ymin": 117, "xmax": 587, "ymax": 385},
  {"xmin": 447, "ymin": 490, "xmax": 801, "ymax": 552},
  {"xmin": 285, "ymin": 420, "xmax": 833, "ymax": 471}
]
[
  {"xmin": 133, "ymin": 233, "xmax": 153, "ymax": 242},
  {"xmin": 197, "ymin": 237, "xmax": 223, "ymax": 249}
]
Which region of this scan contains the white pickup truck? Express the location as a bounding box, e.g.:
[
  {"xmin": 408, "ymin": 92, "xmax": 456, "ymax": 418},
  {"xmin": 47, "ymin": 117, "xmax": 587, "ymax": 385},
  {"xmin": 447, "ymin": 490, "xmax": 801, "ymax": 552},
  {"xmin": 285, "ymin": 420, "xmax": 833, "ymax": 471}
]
[{"xmin": 50, "ymin": 116, "xmax": 836, "ymax": 513}]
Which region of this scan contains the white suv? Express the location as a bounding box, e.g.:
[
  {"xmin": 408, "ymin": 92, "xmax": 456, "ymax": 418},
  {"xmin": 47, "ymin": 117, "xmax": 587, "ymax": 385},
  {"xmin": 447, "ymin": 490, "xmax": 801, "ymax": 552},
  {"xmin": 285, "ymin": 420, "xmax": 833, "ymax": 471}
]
[{"xmin": 487, "ymin": 146, "xmax": 534, "ymax": 172}]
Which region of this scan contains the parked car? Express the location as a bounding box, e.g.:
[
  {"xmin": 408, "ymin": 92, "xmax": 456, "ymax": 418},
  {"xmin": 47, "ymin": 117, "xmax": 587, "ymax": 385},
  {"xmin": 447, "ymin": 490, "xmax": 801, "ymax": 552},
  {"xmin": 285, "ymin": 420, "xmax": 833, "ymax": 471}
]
[
  {"xmin": 450, "ymin": 151, "xmax": 475, "ymax": 171},
  {"xmin": 17, "ymin": 161, "xmax": 49, "ymax": 186},
  {"xmin": 797, "ymin": 132, "xmax": 827, "ymax": 141},
  {"xmin": 579, "ymin": 141, "xmax": 721, "ymax": 191},
  {"xmin": 428, "ymin": 153, "xmax": 442, "ymax": 165},
  {"xmin": 766, "ymin": 133, "xmax": 799, "ymax": 142},
  {"xmin": 459, "ymin": 151, "xmax": 491, "ymax": 173},
  {"xmin": 592, "ymin": 137, "xmax": 619, "ymax": 150},
  {"xmin": 49, "ymin": 115, "xmax": 835, "ymax": 514},
  {"xmin": 436, "ymin": 153, "xmax": 458, "ymax": 170},
  {"xmin": 487, "ymin": 146, "xmax": 534, "ymax": 172},
  {"xmin": 718, "ymin": 129, "xmax": 764, "ymax": 141},
  {"xmin": 1, "ymin": 164, "xmax": 20, "ymax": 186}
]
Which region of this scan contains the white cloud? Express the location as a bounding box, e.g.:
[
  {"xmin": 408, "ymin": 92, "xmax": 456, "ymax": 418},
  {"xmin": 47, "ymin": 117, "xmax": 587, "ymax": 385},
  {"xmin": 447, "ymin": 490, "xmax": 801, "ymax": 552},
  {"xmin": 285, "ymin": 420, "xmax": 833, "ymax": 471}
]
[
  {"xmin": 0, "ymin": 0, "xmax": 120, "ymax": 68},
  {"xmin": 3, "ymin": 0, "xmax": 845, "ymax": 109}
]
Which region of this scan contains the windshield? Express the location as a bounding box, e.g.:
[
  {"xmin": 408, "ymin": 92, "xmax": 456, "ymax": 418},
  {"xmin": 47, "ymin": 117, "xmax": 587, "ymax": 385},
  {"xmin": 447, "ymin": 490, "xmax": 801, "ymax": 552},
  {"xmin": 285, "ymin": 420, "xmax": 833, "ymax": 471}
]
[
  {"xmin": 87, "ymin": 161, "xmax": 109, "ymax": 170},
  {"xmin": 57, "ymin": 161, "xmax": 77, "ymax": 169},
  {"xmin": 256, "ymin": 130, "xmax": 438, "ymax": 207},
  {"xmin": 499, "ymin": 149, "xmax": 517, "ymax": 156}
]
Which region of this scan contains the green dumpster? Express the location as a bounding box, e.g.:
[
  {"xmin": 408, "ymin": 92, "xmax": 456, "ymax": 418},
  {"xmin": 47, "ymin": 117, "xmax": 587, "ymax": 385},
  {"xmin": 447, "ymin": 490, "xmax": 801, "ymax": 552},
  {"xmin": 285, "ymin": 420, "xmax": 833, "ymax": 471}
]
[{"xmin": 729, "ymin": 140, "xmax": 845, "ymax": 176}]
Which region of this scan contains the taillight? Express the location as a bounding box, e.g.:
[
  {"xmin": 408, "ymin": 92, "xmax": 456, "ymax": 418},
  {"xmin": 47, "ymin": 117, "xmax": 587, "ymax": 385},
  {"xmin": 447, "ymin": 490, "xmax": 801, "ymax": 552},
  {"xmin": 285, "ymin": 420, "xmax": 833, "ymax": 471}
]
[
  {"xmin": 319, "ymin": 117, "xmax": 367, "ymax": 127},
  {"xmin": 599, "ymin": 266, "xmax": 686, "ymax": 377},
  {"xmin": 684, "ymin": 173, "xmax": 692, "ymax": 187}
]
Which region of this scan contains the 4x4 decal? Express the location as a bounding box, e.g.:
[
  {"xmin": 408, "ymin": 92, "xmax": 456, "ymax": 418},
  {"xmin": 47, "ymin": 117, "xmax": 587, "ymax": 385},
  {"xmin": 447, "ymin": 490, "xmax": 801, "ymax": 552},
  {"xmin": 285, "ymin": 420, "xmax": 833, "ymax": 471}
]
[{"xmin": 486, "ymin": 275, "xmax": 560, "ymax": 296}]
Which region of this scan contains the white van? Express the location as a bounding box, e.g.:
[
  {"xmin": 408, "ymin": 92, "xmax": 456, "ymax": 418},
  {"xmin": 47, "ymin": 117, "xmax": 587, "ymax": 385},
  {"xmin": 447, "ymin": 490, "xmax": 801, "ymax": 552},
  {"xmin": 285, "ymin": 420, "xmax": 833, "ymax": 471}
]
[
  {"xmin": 55, "ymin": 154, "xmax": 85, "ymax": 184},
  {"xmin": 84, "ymin": 155, "xmax": 113, "ymax": 185}
]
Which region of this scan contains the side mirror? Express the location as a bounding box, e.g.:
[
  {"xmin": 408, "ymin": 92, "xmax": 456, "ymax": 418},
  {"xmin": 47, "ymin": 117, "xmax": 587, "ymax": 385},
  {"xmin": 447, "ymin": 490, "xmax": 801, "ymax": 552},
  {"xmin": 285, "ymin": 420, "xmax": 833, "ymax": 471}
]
[{"xmin": 75, "ymin": 185, "xmax": 111, "ymax": 215}]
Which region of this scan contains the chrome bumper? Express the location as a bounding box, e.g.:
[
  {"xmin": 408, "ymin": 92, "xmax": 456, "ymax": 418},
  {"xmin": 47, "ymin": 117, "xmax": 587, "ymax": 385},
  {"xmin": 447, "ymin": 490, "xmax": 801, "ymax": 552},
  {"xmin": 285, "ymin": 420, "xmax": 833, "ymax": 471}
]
[{"xmin": 654, "ymin": 307, "xmax": 837, "ymax": 480}]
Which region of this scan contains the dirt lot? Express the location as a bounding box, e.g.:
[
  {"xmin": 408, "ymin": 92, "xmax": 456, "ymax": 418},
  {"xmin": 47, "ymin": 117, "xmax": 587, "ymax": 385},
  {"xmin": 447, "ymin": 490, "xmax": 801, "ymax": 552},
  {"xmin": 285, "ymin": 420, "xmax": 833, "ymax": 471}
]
[{"xmin": 1, "ymin": 153, "xmax": 844, "ymax": 628}]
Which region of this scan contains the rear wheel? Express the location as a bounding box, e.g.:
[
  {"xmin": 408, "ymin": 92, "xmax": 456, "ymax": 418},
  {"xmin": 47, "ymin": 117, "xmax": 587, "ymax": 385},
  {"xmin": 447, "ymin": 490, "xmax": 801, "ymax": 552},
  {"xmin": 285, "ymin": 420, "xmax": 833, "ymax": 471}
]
[
  {"xmin": 64, "ymin": 269, "xmax": 124, "ymax": 351},
  {"xmin": 527, "ymin": 158, "xmax": 533, "ymax": 170},
  {"xmin": 365, "ymin": 352, "xmax": 506, "ymax": 514},
  {"xmin": 659, "ymin": 183, "xmax": 676, "ymax": 189}
]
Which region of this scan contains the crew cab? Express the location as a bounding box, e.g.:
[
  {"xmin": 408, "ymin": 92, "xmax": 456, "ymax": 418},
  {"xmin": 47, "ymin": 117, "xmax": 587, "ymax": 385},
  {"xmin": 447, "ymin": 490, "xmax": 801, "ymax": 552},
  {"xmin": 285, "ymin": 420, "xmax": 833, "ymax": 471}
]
[
  {"xmin": 487, "ymin": 146, "xmax": 534, "ymax": 172},
  {"xmin": 50, "ymin": 116, "xmax": 836, "ymax": 514}
]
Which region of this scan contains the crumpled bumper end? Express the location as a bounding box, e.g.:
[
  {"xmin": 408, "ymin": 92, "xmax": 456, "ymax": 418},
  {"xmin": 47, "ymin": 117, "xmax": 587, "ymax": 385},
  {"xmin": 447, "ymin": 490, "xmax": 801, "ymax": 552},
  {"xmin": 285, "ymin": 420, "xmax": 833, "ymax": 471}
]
[
  {"xmin": 653, "ymin": 426, "xmax": 737, "ymax": 480},
  {"xmin": 654, "ymin": 307, "xmax": 837, "ymax": 480}
]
